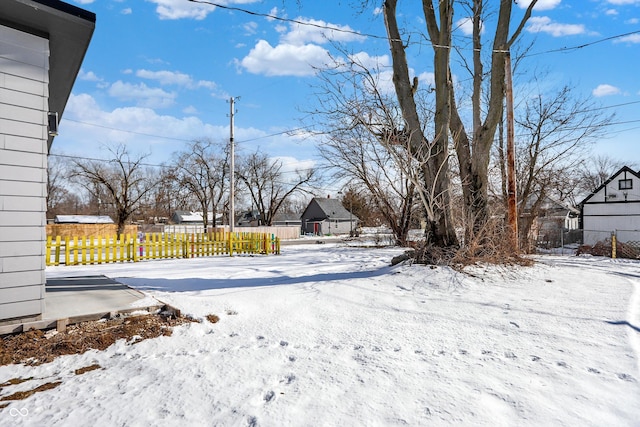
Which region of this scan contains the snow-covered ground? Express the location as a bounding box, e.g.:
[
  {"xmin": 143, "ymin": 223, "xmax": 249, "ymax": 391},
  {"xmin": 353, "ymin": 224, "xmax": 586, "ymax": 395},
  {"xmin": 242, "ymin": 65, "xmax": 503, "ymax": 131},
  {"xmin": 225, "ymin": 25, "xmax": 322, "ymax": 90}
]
[{"xmin": 3, "ymin": 244, "xmax": 640, "ymax": 426}]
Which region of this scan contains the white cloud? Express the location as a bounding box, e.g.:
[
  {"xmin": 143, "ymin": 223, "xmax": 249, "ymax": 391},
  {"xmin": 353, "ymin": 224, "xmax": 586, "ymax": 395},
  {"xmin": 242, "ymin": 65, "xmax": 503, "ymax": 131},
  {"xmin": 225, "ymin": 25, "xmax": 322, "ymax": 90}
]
[
  {"xmin": 526, "ymin": 16, "xmax": 585, "ymax": 36},
  {"xmin": 147, "ymin": 0, "xmax": 214, "ymax": 20},
  {"xmin": 592, "ymin": 84, "xmax": 621, "ymax": 97},
  {"xmin": 271, "ymin": 156, "xmax": 316, "ymax": 175},
  {"xmin": 108, "ymin": 81, "xmax": 177, "ymax": 108},
  {"xmin": 136, "ymin": 70, "xmax": 193, "ymax": 86},
  {"xmin": 613, "ymin": 34, "xmax": 640, "ymax": 43},
  {"xmin": 239, "ymin": 16, "xmax": 366, "ymax": 77},
  {"xmin": 134, "ymin": 70, "xmax": 221, "ymax": 95},
  {"xmin": 57, "ymin": 93, "xmax": 315, "ymax": 165},
  {"xmin": 266, "ymin": 7, "xmax": 280, "ymax": 22},
  {"xmin": 626, "ymin": 18, "xmax": 639, "ymax": 24},
  {"xmin": 183, "ymin": 105, "xmax": 198, "ymax": 114},
  {"xmin": 417, "ymin": 72, "xmax": 435, "ymax": 87},
  {"xmin": 281, "ymin": 18, "xmax": 365, "ymax": 46},
  {"xmin": 79, "ymin": 69, "xmax": 101, "ymax": 82},
  {"xmin": 240, "ymin": 40, "xmax": 330, "ymax": 76},
  {"xmin": 74, "ymin": 0, "xmax": 95, "ymax": 4},
  {"xmin": 517, "ymin": 0, "xmax": 562, "ymax": 10},
  {"xmin": 121, "ymin": 8, "xmax": 132, "ymax": 15},
  {"xmin": 455, "ymin": 17, "xmax": 484, "ymax": 36},
  {"xmin": 347, "ymin": 52, "xmax": 390, "ymax": 70},
  {"xmin": 364, "ymin": 69, "xmax": 395, "ymax": 95},
  {"xmin": 605, "ymin": 9, "xmax": 619, "ymax": 15},
  {"xmin": 147, "ymin": 0, "xmax": 262, "ymax": 20},
  {"xmin": 58, "ymin": 94, "xmax": 227, "ymax": 160},
  {"xmin": 607, "ymin": 0, "xmax": 640, "ymax": 5},
  {"xmin": 243, "ymin": 21, "xmax": 258, "ymax": 35}
]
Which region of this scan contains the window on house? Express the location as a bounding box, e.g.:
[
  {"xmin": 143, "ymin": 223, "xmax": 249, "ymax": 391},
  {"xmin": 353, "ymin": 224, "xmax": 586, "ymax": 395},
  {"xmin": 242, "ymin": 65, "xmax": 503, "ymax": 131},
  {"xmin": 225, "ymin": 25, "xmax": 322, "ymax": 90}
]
[{"xmin": 619, "ymin": 179, "xmax": 633, "ymax": 190}]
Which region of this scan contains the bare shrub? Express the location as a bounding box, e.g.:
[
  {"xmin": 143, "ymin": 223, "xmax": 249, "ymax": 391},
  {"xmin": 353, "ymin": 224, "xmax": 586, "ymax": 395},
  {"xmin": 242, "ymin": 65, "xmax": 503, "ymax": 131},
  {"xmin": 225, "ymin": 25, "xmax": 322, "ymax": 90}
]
[
  {"xmin": 577, "ymin": 240, "xmax": 640, "ymax": 259},
  {"xmin": 0, "ymin": 313, "xmax": 197, "ymax": 367},
  {"xmin": 408, "ymin": 217, "xmax": 532, "ymax": 268}
]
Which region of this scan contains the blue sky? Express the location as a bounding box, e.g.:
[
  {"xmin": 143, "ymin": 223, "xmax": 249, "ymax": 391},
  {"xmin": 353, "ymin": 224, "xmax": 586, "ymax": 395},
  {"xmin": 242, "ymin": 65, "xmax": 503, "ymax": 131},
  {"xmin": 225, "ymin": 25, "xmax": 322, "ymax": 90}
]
[{"xmin": 55, "ymin": 0, "xmax": 640, "ymax": 175}]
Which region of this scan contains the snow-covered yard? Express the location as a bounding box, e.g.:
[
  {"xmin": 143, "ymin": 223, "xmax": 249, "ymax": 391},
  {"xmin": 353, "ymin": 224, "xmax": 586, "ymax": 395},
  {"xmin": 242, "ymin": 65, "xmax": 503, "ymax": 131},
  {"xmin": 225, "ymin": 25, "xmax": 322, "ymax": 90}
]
[{"xmin": 3, "ymin": 244, "xmax": 640, "ymax": 426}]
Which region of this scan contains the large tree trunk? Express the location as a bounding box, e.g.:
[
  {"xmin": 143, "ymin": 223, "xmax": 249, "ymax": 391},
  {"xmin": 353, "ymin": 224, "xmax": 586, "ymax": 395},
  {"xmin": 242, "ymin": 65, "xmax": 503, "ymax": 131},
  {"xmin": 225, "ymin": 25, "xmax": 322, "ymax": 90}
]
[
  {"xmin": 384, "ymin": 0, "xmax": 458, "ymax": 247},
  {"xmin": 450, "ymin": 0, "xmax": 535, "ymax": 241}
]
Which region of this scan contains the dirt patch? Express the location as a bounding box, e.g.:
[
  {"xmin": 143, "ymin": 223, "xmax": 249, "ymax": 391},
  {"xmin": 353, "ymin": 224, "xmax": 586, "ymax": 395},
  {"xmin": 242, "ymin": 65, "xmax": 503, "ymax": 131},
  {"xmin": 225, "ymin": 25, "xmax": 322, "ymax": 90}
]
[
  {"xmin": 0, "ymin": 381, "xmax": 62, "ymax": 402},
  {"xmin": 0, "ymin": 313, "xmax": 197, "ymax": 367},
  {"xmin": 206, "ymin": 314, "xmax": 220, "ymax": 323},
  {"xmin": 75, "ymin": 364, "xmax": 102, "ymax": 375}
]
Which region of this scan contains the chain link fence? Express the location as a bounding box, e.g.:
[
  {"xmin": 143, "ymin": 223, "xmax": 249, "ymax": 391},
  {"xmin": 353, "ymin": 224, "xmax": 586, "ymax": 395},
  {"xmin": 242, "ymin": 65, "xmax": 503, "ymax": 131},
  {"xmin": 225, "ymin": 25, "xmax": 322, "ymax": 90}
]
[{"xmin": 535, "ymin": 228, "xmax": 640, "ymax": 259}]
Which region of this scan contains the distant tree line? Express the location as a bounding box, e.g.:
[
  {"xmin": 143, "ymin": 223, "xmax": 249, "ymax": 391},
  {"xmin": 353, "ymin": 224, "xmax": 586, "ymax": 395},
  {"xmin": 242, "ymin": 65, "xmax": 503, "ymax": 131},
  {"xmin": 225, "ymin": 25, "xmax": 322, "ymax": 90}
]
[{"xmin": 47, "ymin": 140, "xmax": 318, "ymax": 237}]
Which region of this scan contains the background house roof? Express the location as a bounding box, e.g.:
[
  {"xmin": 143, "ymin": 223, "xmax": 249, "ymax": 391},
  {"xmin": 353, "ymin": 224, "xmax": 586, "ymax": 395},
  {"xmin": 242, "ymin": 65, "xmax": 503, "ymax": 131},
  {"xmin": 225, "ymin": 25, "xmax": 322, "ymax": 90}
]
[
  {"xmin": 55, "ymin": 215, "xmax": 113, "ymax": 224},
  {"xmin": 0, "ymin": 0, "xmax": 96, "ymax": 151},
  {"xmin": 580, "ymin": 166, "xmax": 640, "ymax": 205},
  {"xmin": 172, "ymin": 211, "xmax": 222, "ymax": 224},
  {"xmin": 304, "ymin": 198, "xmax": 360, "ymax": 221}
]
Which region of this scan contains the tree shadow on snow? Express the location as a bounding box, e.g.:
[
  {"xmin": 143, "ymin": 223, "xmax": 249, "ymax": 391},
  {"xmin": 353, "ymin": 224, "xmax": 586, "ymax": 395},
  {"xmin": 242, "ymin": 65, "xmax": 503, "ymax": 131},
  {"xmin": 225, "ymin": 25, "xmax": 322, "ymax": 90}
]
[
  {"xmin": 114, "ymin": 267, "xmax": 391, "ymax": 293},
  {"xmin": 605, "ymin": 320, "xmax": 640, "ymax": 333}
]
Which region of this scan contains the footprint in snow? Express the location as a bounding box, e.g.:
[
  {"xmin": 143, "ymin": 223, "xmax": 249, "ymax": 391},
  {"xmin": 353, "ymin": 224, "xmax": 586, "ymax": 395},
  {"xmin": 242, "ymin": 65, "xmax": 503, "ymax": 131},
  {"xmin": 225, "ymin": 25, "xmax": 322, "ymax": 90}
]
[
  {"xmin": 617, "ymin": 373, "xmax": 636, "ymax": 382},
  {"xmin": 282, "ymin": 373, "xmax": 296, "ymax": 384},
  {"xmin": 264, "ymin": 390, "xmax": 275, "ymax": 402}
]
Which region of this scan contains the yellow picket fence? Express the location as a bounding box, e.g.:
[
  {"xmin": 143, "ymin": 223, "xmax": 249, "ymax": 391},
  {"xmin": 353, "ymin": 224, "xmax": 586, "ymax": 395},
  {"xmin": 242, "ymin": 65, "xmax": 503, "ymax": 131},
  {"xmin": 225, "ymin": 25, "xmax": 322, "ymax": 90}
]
[{"xmin": 45, "ymin": 231, "xmax": 280, "ymax": 266}]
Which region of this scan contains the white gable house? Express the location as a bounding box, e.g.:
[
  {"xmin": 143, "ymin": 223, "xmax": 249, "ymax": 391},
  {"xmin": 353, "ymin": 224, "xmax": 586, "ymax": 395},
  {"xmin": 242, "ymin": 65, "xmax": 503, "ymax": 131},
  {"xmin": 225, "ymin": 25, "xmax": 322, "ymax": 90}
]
[
  {"xmin": 0, "ymin": 0, "xmax": 95, "ymax": 321},
  {"xmin": 581, "ymin": 166, "xmax": 640, "ymax": 246}
]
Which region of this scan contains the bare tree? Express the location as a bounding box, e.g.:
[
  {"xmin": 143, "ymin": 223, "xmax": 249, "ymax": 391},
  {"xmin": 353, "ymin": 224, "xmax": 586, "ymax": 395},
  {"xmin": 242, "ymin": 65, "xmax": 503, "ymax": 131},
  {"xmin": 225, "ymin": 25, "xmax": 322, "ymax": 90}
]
[
  {"xmin": 382, "ymin": 0, "xmax": 459, "ymax": 247},
  {"xmin": 381, "ymin": 0, "xmax": 539, "ymax": 247},
  {"xmin": 576, "ymin": 155, "xmax": 636, "ymax": 198},
  {"xmin": 237, "ymin": 151, "xmax": 315, "ymax": 226},
  {"xmin": 494, "ymin": 83, "xmax": 613, "ymax": 249},
  {"xmin": 172, "ymin": 139, "xmax": 230, "ymax": 232},
  {"xmin": 309, "ymin": 49, "xmax": 436, "ymax": 245},
  {"xmin": 70, "ymin": 145, "xmax": 158, "ymax": 237},
  {"xmin": 46, "ymin": 154, "xmax": 71, "ymax": 217}
]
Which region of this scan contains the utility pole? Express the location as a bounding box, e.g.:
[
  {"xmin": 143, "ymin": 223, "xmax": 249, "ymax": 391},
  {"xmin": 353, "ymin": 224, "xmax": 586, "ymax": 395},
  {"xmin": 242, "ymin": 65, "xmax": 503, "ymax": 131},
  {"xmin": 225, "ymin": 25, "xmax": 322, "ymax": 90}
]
[
  {"xmin": 504, "ymin": 51, "xmax": 518, "ymax": 252},
  {"xmin": 229, "ymin": 97, "xmax": 237, "ymax": 233}
]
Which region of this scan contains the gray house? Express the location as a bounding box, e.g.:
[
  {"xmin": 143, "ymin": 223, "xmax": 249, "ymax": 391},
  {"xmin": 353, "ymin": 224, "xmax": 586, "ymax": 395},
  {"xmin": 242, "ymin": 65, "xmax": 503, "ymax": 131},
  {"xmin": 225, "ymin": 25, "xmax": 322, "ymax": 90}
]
[
  {"xmin": 301, "ymin": 197, "xmax": 359, "ymax": 236},
  {"xmin": 581, "ymin": 166, "xmax": 640, "ymax": 245},
  {"xmin": 0, "ymin": 0, "xmax": 95, "ymax": 321}
]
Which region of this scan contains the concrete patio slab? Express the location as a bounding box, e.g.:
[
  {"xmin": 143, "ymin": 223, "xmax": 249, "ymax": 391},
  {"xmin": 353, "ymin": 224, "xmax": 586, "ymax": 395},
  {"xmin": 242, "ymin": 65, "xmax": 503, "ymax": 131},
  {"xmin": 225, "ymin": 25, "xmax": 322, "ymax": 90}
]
[{"xmin": 0, "ymin": 276, "xmax": 166, "ymax": 335}]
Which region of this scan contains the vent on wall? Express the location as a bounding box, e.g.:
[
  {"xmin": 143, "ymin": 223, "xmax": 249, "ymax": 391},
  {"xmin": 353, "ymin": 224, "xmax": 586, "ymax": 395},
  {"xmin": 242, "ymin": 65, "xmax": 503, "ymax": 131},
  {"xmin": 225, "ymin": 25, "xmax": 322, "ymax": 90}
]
[
  {"xmin": 48, "ymin": 112, "xmax": 58, "ymax": 136},
  {"xmin": 607, "ymin": 193, "xmax": 617, "ymax": 199}
]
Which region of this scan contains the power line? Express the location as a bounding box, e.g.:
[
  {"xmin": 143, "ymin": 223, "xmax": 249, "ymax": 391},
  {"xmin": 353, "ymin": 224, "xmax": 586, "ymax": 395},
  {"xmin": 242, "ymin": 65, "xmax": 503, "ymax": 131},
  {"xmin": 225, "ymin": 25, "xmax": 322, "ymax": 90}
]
[
  {"xmin": 526, "ymin": 30, "xmax": 640, "ymax": 57},
  {"xmin": 189, "ymin": 0, "xmax": 640, "ymax": 58},
  {"xmin": 49, "ymin": 152, "xmax": 320, "ymax": 175},
  {"xmin": 64, "ymin": 118, "xmax": 194, "ymax": 142},
  {"xmin": 188, "ymin": 0, "xmax": 388, "ymax": 40},
  {"xmin": 62, "ymin": 118, "xmax": 316, "ymax": 145}
]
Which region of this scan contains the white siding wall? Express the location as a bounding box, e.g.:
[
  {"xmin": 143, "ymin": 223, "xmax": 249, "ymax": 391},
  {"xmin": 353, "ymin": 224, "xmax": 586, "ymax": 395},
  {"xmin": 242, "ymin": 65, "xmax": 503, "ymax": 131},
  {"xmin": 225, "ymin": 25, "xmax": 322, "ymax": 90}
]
[
  {"xmin": 0, "ymin": 25, "xmax": 49, "ymax": 320},
  {"xmin": 583, "ymin": 170, "xmax": 640, "ymax": 245}
]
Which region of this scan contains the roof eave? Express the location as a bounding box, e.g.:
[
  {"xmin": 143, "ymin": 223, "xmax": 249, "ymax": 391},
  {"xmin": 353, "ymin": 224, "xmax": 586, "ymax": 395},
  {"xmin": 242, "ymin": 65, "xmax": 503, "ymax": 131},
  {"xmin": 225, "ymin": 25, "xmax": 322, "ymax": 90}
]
[{"xmin": 0, "ymin": 0, "xmax": 96, "ymax": 152}]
